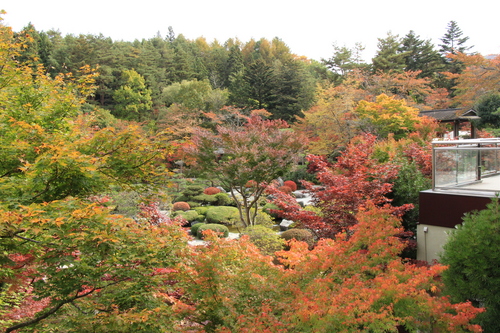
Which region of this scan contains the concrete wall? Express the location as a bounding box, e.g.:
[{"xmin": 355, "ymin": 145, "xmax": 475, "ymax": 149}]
[{"xmin": 416, "ymin": 224, "xmax": 453, "ymax": 262}]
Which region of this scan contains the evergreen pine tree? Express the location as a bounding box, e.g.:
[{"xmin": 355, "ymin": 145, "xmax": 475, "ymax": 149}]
[
  {"xmin": 371, "ymin": 32, "xmax": 407, "ymax": 73},
  {"xmin": 439, "ymin": 20, "xmax": 473, "ymax": 56}
]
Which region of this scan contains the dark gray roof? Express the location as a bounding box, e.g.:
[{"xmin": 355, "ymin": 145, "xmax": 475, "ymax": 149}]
[{"xmin": 419, "ymin": 108, "xmax": 479, "ymax": 122}]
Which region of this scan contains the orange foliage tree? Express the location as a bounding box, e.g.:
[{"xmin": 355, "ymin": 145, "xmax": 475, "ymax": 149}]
[
  {"xmin": 173, "ymin": 204, "xmax": 483, "ymax": 332},
  {"xmin": 444, "ymin": 53, "xmax": 500, "ymax": 107}
]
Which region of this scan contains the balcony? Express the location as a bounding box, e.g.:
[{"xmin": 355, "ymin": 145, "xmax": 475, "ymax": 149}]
[
  {"xmin": 432, "ymin": 138, "xmax": 500, "ymax": 194},
  {"xmin": 417, "ymin": 138, "xmax": 500, "ymax": 262}
]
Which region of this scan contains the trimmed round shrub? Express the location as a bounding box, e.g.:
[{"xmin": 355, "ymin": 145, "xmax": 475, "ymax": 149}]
[
  {"xmin": 279, "ymin": 185, "xmax": 293, "ymax": 194},
  {"xmin": 193, "ymin": 194, "xmax": 219, "ymax": 204},
  {"xmin": 242, "ymin": 225, "xmax": 284, "ymax": 255},
  {"xmin": 284, "ymin": 180, "xmax": 298, "ymax": 191},
  {"xmin": 197, "ymin": 224, "xmax": 229, "ymax": 239},
  {"xmin": 172, "ymin": 209, "xmax": 199, "ymax": 222},
  {"xmin": 190, "ymin": 222, "xmax": 206, "ymax": 236},
  {"xmin": 206, "ymin": 206, "xmax": 240, "ymax": 225},
  {"xmin": 172, "ymin": 201, "xmax": 190, "ymax": 212},
  {"xmin": 215, "ymin": 192, "xmax": 233, "ymax": 206},
  {"xmin": 280, "ymin": 229, "xmax": 314, "ymax": 248},
  {"xmin": 204, "ymin": 187, "xmax": 221, "ymax": 195},
  {"xmin": 182, "ymin": 185, "xmax": 204, "ymax": 197}
]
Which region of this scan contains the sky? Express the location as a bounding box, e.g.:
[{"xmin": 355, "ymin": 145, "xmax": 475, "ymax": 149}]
[{"xmin": 1, "ymin": 0, "xmax": 499, "ymax": 62}]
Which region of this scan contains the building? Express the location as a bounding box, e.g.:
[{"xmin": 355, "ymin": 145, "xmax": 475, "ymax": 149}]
[
  {"xmin": 419, "ymin": 108, "xmax": 480, "ymax": 139},
  {"xmin": 417, "ymin": 138, "xmax": 500, "ymax": 262}
]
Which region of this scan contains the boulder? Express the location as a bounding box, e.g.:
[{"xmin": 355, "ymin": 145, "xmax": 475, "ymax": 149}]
[{"xmin": 280, "ymin": 219, "xmax": 295, "ymax": 231}]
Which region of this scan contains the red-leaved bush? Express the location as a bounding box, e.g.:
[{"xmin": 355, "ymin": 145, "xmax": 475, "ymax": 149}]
[
  {"xmin": 203, "ymin": 187, "xmax": 221, "ymax": 195},
  {"xmin": 283, "ymin": 180, "xmax": 297, "ymax": 191},
  {"xmin": 279, "ymin": 185, "xmax": 293, "ymax": 194},
  {"xmin": 172, "ymin": 201, "xmax": 190, "ymax": 212}
]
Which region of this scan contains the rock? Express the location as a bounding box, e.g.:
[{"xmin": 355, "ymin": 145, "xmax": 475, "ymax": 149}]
[
  {"xmin": 277, "ymin": 177, "xmax": 284, "ymax": 187},
  {"xmin": 293, "ymin": 191, "xmax": 305, "ymax": 198},
  {"xmin": 280, "ymin": 219, "xmax": 295, "ymax": 231}
]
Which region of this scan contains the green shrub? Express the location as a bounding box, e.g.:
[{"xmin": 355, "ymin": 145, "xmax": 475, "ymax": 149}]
[
  {"xmin": 173, "ymin": 195, "xmax": 189, "ymax": 203},
  {"xmin": 281, "ymin": 229, "xmax": 314, "ymax": 248},
  {"xmin": 172, "ymin": 210, "xmax": 199, "ymax": 222},
  {"xmin": 187, "ymin": 201, "xmax": 200, "ymax": 208},
  {"xmin": 182, "ymin": 185, "xmax": 204, "ymax": 197},
  {"xmin": 263, "ymin": 203, "xmax": 280, "ymax": 218},
  {"xmin": 206, "ymin": 206, "xmax": 240, "ymax": 225},
  {"xmin": 197, "ymin": 224, "xmax": 229, "ymax": 239},
  {"xmin": 254, "ymin": 210, "xmax": 275, "ymax": 227},
  {"xmin": 193, "ymin": 194, "xmax": 219, "ymax": 204},
  {"xmin": 194, "ymin": 206, "xmax": 210, "ymax": 216},
  {"xmin": 441, "ymin": 199, "xmax": 500, "ymax": 331},
  {"xmin": 242, "ymin": 225, "xmax": 284, "ymax": 255},
  {"xmin": 172, "ymin": 201, "xmax": 190, "ymax": 212},
  {"xmin": 215, "ymin": 192, "xmax": 233, "ymax": 206},
  {"xmin": 282, "ymin": 165, "xmax": 317, "ymax": 185},
  {"xmin": 190, "ymin": 222, "xmax": 206, "ymax": 236}
]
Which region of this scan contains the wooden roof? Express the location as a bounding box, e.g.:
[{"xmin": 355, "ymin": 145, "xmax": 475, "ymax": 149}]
[{"xmin": 419, "ymin": 108, "xmax": 480, "ymax": 122}]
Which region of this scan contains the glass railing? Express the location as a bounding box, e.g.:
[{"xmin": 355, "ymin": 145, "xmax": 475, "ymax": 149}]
[{"xmin": 432, "ymin": 138, "xmax": 500, "ymax": 192}]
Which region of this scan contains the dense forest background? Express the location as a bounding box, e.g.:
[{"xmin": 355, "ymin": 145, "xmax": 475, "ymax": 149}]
[{"xmin": 13, "ymin": 20, "xmax": 486, "ymax": 126}]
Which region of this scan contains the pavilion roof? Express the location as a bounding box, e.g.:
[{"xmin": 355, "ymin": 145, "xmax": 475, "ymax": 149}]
[{"xmin": 419, "ymin": 108, "xmax": 479, "ymax": 122}]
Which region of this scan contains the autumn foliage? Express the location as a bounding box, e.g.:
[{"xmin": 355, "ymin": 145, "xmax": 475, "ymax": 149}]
[
  {"xmin": 173, "ymin": 201, "xmax": 191, "ymax": 211},
  {"xmin": 269, "ymin": 134, "xmax": 412, "ymax": 238},
  {"xmin": 283, "ymin": 180, "xmax": 297, "ymax": 191},
  {"xmin": 173, "ymin": 203, "xmax": 483, "ymax": 332},
  {"xmin": 203, "ymin": 187, "xmax": 221, "ymax": 195}
]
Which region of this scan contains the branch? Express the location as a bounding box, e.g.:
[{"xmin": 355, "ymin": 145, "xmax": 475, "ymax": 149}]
[
  {"xmin": 14, "ymin": 234, "xmax": 43, "ymax": 244},
  {"xmin": 4, "ymin": 278, "xmax": 128, "ymax": 333},
  {"xmin": 5, "ymin": 289, "xmax": 95, "ymax": 333}
]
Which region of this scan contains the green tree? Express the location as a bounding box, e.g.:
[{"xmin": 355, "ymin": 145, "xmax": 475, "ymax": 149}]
[
  {"xmin": 323, "ymin": 42, "xmax": 367, "ymax": 76},
  {"xmin": 400, "ymin": 30, "xmax": 444, "ymax": 79},
  {"xmin": 112, "ymin": 69, "xmax": 153, "ymax": 121},
  {"xmin": 474, "ymin": 93, "xmax": 500, "ymax": 132},
  {"xmin": 439, "ymin": 21, "xmax": 474, "ymax": 83},
  {"xmin": 162, "ymin": 79, "xmax": 228, "ymax": 112},
  {"xmin": 242, "ymin": 59, "xmax": 276, "ymax": 109},
  {"xmin": 441, "ymin": 199, "xmax": 500, "ymax": 332},
  {"xmin": 372, "ymin": 32, "xmax": 407, "ymax": 73},
  {"xmin": 439, "ymin": 20, "xmax": 473, "ymax": 56},
  {"xmin": 269, "ymin": 59, "xmax": 313, "ymax": 122}
]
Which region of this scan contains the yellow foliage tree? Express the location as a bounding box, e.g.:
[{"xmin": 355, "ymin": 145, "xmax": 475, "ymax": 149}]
[{"xmin": 355, "ymin": 94, "xmax": 422, "ymax": 139}]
